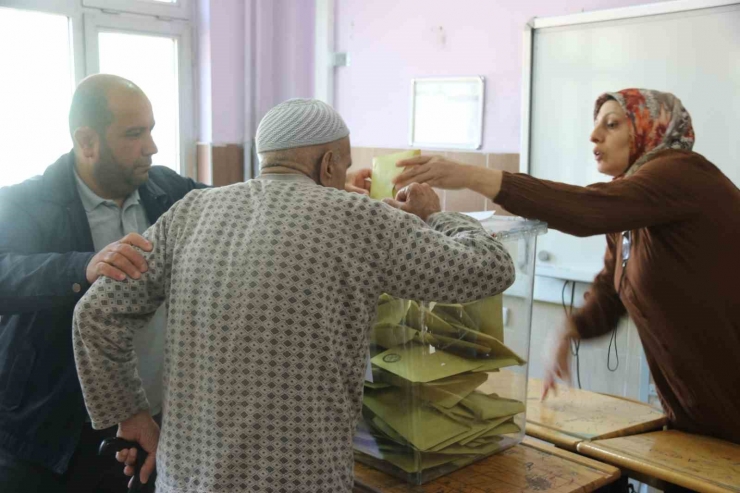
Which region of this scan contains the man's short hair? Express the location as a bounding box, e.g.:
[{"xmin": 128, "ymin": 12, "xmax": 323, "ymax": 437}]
[{"xmin": 68, "ymin": 74, "xmax": 141, "ymax": 139}]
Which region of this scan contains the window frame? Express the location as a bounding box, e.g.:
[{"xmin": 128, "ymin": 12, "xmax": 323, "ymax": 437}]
[{"xmin": 82, "ymin": 0, "xmax": 192, "ymax": 20}]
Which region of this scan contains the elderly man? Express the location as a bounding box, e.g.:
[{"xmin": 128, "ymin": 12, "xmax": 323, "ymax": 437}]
[
  {"xmin": 73, "ymin": 99, "xmax": 515, "ymax": 493},
  {"xmin": 0, "ymin": 74, "xmax": 206, "ymax": 492}
]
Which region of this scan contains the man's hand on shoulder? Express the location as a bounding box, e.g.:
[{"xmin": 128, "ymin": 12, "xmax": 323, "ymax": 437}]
[{"xmin": 86, "ymin": 233, "xmax": 152, "ymax": 284}]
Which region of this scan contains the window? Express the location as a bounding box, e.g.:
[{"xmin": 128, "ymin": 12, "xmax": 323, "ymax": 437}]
[
  {"xmin": 98, "ymin": 31, "xmax": 181, "ymax": 171},
  {"xmin": 0, "ymin": 0, "xmax": 194, "ymax": 190},
  {"xmin": 84, "ymin": 12, "xmax": 193, "ymax": 175},
  {"xmin": 0, "ymin": 7, "xmax": 75, "ymax": 188}
]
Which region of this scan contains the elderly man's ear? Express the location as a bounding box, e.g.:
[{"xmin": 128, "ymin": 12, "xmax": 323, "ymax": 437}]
[{"xmin": 319, "ymin": 150, "xmax": 344, "ymax": 190}]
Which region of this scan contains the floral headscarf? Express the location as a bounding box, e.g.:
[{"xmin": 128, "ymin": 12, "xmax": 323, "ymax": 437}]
[{"xmin": 594, "ymin": 89, "xmax": 695, "ymax": 177}]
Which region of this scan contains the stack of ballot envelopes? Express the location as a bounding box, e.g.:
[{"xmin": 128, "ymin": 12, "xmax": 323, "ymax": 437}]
[{"xmin": 354, "ymin": 293, "xmax": 527, "ymax": 483}]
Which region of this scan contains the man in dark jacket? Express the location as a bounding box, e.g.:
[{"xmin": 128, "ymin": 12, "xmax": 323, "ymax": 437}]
[{"xmin": 0, "ymin": 74, "xmax": 206, "ymax": 492}]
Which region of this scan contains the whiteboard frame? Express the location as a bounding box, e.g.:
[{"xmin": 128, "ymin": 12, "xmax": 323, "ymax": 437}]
[
  {"xmin": 519, "ymin": 0, "xmax": 740, "ymax": 174},
  {"xmin": 520, "ymin": 22, "xmax": 535, "ymax": 174},
  {"xmin": 532, "ymin": 0, "xmax": 738, "ymax": 28},
  {"xmin": 409, "ymin": 76, "xmax": 485, "ymax": 150}
]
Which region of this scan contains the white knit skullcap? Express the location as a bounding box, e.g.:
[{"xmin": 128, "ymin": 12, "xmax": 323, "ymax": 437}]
[{"xmin": 256, "ymin": 98, "xmax": 350, "ymax": 154}]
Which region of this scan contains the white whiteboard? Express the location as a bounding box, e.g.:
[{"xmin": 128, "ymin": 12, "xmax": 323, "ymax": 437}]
[
  {"xmin": 524, "ymin": 1, "xmax": 740, "ymax": 282},
  {"xmin": 410, "ymin": 77, "xmax": 485, "ymax": 150}
]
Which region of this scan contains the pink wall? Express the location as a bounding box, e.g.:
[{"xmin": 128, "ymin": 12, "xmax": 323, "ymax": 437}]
[
  {"xmin": 198, "ymin": 0, "xmax": 314, "ymax": 146},
  {"xmin": 210, "ymin": 0, "xmax": 246, "ymax": 144},
  {"xmin": 273, "ymin": 1, "xmax": 315, "ymax": 111},
  {"xmin": 253, "ymin": 0, "xmax": 316, "ymax": 130},
  {"xmin": 334, "ymin": 0, "xmax": 662, "ymax": 153}
]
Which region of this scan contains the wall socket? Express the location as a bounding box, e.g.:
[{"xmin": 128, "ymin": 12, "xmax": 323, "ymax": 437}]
[{"xmin": 333, "ymin": 52, "xmax": 350, "ymax": 67}]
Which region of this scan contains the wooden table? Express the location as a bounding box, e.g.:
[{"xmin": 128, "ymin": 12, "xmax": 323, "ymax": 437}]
[
  {"xmin": 353, "ymin": 437, "xmax": 621, "ymax": 492},
  {"xmin": 522, "ymin": 379, "xmax": 667, "ymax": 451},
  {"xmin": 577, "ymin": 430, "xmax": 740, "ymax": 493}
]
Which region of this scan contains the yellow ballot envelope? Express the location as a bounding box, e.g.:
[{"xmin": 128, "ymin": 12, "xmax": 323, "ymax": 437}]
[
  {"xmin": 370, "ymin": 149, "xmax": 421, "ymax": 200},
  {"xmin": 375, "ymin": 297, "xmax": 410, "ymax": 326},
  {"xmin": 461, "ymin": 295, "xmax": 505, "ymax": 341},
  {"xmin": 371, "ymin": 343, "xmax": 483, "ymax": 383}
]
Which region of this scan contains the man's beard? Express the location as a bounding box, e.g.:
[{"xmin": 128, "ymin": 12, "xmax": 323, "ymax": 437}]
[{"xmin": 93, "ymin": 142, "xmax": 149, "ymax": 199}]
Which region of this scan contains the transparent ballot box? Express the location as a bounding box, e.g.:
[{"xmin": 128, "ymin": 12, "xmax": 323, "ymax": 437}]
[{"xmin": 354, "ymin": 215, "xmax": 547, "ymax": 484}]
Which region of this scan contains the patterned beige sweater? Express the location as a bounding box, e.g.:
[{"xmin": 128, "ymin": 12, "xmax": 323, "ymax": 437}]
[{"xmin": 73, "ymin": 173, "xmax": 515, "ymax": 493}]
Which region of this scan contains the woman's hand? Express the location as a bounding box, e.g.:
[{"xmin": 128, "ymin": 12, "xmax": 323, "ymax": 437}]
[
  {"xmin": 541, "ymin": 321, "xmax": 579, "ymax": 401},
  {"xmin": 393, "ymin": 156, "xmax": 474, "ymax": 190},
  {"xmin": 394, "ymin": 155, "xmax": 503, "ymax": 199}
]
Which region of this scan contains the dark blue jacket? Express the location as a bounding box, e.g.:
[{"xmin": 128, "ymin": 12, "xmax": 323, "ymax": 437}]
[{"xmin": 0, "ymin": 152, "xmax": 206, "ymax": 474}]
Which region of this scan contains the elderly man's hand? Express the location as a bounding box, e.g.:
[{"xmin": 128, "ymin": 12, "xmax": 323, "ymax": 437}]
[
  {"xmin": 383, "ymin": 183, "xmax": 441, "ymax": 222},
  {"xmin": 115, "ymin": 411, "xmax": 160, "ymax": 487},
  {"xmin": 345, "ymin": 168, "xmax": 372, "ymax": 195},
  {"xmin": 86, "ymin": 233, "xmax": 151, "ymax": 284}
]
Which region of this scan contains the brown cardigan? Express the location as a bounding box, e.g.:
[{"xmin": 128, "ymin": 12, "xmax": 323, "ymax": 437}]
[{"xmin": 496, "ymin": 149, "xmax": 740, "ymax": 444}]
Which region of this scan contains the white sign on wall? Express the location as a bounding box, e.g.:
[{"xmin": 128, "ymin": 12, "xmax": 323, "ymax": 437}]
[{"xmin": 410, "ymin": 76, "xmax": 485, "ymax": 150}]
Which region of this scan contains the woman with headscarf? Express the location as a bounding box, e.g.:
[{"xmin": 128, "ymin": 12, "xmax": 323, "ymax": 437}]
[{"xmin": 394, "ymin": 89, "xmax": 740, "ymax": 444}]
